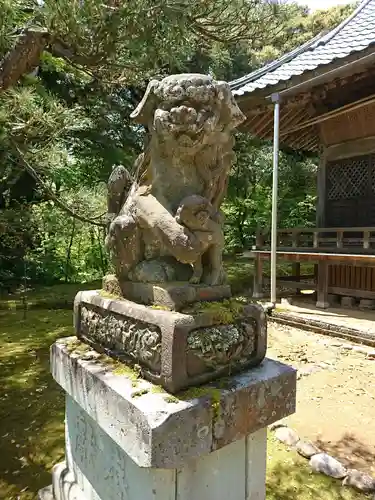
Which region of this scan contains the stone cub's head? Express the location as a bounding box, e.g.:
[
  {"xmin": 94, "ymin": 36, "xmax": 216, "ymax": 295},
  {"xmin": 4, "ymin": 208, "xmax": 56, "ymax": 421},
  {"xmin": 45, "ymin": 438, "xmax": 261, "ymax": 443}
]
[{"xmin": 175, "ymin": 195, "xmax": 214, "ymax": 230}]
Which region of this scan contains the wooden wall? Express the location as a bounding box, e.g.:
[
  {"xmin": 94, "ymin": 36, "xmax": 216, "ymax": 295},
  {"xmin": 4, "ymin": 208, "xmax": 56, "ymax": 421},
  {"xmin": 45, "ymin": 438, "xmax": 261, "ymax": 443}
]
[{"xmin": 318, "ymin": 116, "xmax": 375, "ymax": 297}]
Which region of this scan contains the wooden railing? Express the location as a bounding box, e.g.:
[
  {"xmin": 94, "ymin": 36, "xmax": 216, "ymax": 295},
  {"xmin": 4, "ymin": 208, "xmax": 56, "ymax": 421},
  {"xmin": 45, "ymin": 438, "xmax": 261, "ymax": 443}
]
[{"xmin": 254, "ymin": 226, "xmax": 375, "ymax": 253}]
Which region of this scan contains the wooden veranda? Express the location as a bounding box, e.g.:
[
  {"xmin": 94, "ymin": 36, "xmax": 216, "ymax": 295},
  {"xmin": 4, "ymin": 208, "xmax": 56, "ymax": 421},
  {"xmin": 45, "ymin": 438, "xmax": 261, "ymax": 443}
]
[{"xmin": 230, "ymin": 0, "xmax": 375, "ymax": 308}]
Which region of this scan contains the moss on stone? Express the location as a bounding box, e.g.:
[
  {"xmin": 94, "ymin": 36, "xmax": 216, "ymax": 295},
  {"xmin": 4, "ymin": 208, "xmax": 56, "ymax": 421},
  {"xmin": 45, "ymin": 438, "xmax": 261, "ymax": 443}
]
[
  {"xmin": 99, "ymin": 289, "xmax": 123, "ymax": 300},
  {"xmin": 131, "ymin": 388, "xmax": 149, "ymax": 398},
  {"xmin": 164, "ymin": 395, "xmax": 180, "ymax": 404},
  {"xmin": 178, "ymin": 386, "xmax": 222, "ymax": 419},
  {"xmin": 274, "ymin": 306, "xmax": 289, "ymax": 313},
  {"xmin": 149, "ymin": 304, "xmax": 172, "ymax": 311},
  {"xmin": 182, "ymin": 298, "xmax": 248, "ymax": 325},
  {"xmin": 112, "ymin": 362, "xmax": 141, "ymax": 381},
  {"xmin": 150, "ymin": 385, "xmax": 167, "ymax": 394},
  {"xmin": 65, "ymin": 338, "xmax": 90, "ymax": 355}
]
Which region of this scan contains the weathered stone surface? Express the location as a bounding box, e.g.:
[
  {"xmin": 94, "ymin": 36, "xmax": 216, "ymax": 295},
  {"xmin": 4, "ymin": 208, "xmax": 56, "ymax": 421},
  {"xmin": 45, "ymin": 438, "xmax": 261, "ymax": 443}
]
[
  {"xmin": 51, "ymin": 338, "xmax": 296, "ymax": 468},
  {"xmin": 105, "ymin": 74, "xmax": 245, "ymax": 286},
  {"xmin": 309, "ymin": 453, "xmax": 347, "ymax": 479},
  {"xmin": 341, "ymin": 296, "xmax": 356, "ymax": 309},
  {"xmin": 359, "ymin": 299, "xmax": 375, "ymax": 311},
  {"xmin": 111, "ymin": 279, "xmax": 232, "ymax": 310},
  {"xmin": 80, "ymin": 305, "xmax": 162, "ymax": 372},
  {"xmin": 129, "ymin": 258, "xmax": 193, "ymax": 283},
  {"xmin": 275, "ymin": 426, "xmax": 300, "ymax": 447},
  {"xmin": 343, "ymin": 469, "xmax": 375, "ymax": 493},
  {"xmin": 75, "ymin": 290, "xmax": 267, "ymax": 393},
  {"xmin": 38, "ymin": 486, "xmax": 54, "ymax": 500},
  {"xmin": 296, "ymin": 440, "xmax": 320, "ymax": 459},
  {"xmin": 102, "ymin": 274, "xmax": 122, "ymax": 297},
  {"xmin": 188, "ymin": 321, "xmax": 256, "ymax": 369},
  {"xmin": 40, "ymin": 429, "xmax": 268, "ymax": 500}
]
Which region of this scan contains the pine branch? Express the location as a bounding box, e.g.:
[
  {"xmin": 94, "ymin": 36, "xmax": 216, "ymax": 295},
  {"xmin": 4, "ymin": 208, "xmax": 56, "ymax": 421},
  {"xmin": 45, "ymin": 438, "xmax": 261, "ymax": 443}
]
[
  {"xmin": 0, "ymin": 29, "xmax": 50, "ymax": 91},
  {"xmin": 12, "ymin": 142, "xmax": 106, "ymax": 227}
]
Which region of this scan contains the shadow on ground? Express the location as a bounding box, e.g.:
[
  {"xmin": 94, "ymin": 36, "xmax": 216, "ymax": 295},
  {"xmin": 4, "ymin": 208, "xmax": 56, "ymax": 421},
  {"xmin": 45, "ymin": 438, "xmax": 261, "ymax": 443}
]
[
  {"xmin": 267, "ymin": 437, "xmax": 365, "ymax": 500},
  {"xmin": 0, "ymin": 309, "xmax": 71, "ymax": 499},
  {"xmin": 316, "ymin": 434, "xmax": 375, "ymax": 474},
  {"xmin": 0, "ymin": 299, "xmax": 369, "ymax": 500}
]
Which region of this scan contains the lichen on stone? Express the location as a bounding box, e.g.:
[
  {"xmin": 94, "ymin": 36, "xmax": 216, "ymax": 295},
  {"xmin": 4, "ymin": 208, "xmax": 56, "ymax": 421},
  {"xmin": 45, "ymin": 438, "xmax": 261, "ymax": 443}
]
[
  {"xmin": 80, "ymin": 306, "xmax": 162, "ymax": 372},
  {"xmin": 150, "ymin": 385, "xmax": 167, "ymax": 394},
  {"xmin": 187, "ymin": 320, "xmax": 256, "ymax": 368}
]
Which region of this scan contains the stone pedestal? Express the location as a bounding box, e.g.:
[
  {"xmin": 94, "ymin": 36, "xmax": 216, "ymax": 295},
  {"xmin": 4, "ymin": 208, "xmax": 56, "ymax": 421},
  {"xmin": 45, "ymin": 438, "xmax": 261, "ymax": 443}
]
[
  {"xmin": 359, "ymin": 298, "xmax": 375, "ymax": 310},
  {"xmin": 39, "ymin": 338, "xmax": 296, "ymax": 500},
  {"xmin": 102, "ymin": 274, "xmax": 232, "ymax": 311},
  {"xmin": 74, "ymin": 290, "xmax": 268, "ymax": 393},
  {"xmin": 341, "ymin": 296, "xmax": 356, "ymax": 309}
]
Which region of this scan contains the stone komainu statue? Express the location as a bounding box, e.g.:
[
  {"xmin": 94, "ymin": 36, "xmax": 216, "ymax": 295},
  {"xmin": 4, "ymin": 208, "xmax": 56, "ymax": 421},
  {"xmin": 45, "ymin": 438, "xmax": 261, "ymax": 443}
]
[{"xmin": 106, "ymin": 74, "xmax": 245, "ymax": 286}]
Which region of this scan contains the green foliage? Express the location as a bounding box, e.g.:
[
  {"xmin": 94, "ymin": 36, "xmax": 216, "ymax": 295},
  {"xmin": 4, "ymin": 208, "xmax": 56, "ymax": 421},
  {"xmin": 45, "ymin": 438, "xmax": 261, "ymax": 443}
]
[
  {"xmin": 223, "ymin": 134, "xmax": 317, "ymax": 252},
  {"xmin": 27, "ymin": 189, "xmax": 107, "ymax": 284},
  {"xmin": 0, "ymin": 0, "xmax": 357, "ymax": 289},
  {"xmin": 252, "ymin": 2, "xmax": 357, "ymax": 67}
]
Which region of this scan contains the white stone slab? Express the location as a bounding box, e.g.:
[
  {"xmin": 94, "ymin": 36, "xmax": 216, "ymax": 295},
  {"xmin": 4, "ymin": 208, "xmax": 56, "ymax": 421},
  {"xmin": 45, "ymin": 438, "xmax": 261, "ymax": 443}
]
[
  {"xmin": 51, "ymin": 338, "xmax": 296, "ymax": 468},
  {"xmin": 61, "ymin": 395, "xmax": 266, "ymax": 500},
  {"xmin": 176, "ymin": 428, "xmax": 266, "ymax": 500},
  {"xmin": 66, "ymin": 395, "xmax": 175, "ymax": 500}
]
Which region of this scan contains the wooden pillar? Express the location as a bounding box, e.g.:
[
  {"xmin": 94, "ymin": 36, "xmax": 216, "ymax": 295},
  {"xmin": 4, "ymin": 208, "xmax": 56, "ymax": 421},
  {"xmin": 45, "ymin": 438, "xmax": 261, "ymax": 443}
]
[
  {"xmin": 316, "ymin": 148, "xmax": 327, "ymax": 228},
  {"xmin": 316, "ymin": 260, "xmax": 329, "ymax": 309},
  {"xmin": 316, "ymin": 148, "xmax": 329, "ymax": 308},
  {"xmin": 253, "ymin": 254, "xmax": 264, "ymax": 299},
  {"xmin": 291, "ymin": 233, "xmax": 301, "ymax": 294}
]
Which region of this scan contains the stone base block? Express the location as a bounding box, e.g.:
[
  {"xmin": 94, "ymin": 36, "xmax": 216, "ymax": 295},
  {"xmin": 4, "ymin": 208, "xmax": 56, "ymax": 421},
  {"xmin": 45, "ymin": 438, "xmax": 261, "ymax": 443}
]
[
  {"xmin": 38, "ymin": 462, "xmax": 85, "ymax": 500},
  {"xmin": 341, "ymin": 296, "xmax": 356, "ymax": 309},
  {"xmin": 40, "ymin": 428, "xmax": 267, "ymax": 500},
  {"xmin": 328, "ymin": 294, "xmax": 339, "ymax": 306},
  {"xmin": 74, "ymin": 290, "xmax": 267, "ymax": 393},
  {"xmin": 40, "ymin": 341, "xmax": 296, "ymax": 500},
  {"xmin": 51, "ymin": 339, "xmax": 296, "ymax": 467},
  {"xmin": 102, "ymin": 274, "xmax": 232, "ymax": 310},
  {"xmin": 359, "ymin": 299, "xmax": 375, "ymax": 310},
  {"xmin": 316, "ymin": 300, "xmax": 330, "ymax": 310}
]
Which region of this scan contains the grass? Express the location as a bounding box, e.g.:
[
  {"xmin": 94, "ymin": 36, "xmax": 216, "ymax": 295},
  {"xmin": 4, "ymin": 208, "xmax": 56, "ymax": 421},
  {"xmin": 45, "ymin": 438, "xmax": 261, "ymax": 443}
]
[
  {"xmin": 0, "ymin": 258, "xmax": 314, "ymax": 312},
  {"xmin": 0, "ymin": 309, "xmax": 71, "ymax": 500},
  {"xmin": 0, "ymin": 304, "xmax": 365, "ymax": 499},
  {"xmin": 0, "ymin": 281, "xmax": 100, "ymax": 311},
  {"xmin": 267, "ymin": 436, "xmax": 364, "ymax": 499}
]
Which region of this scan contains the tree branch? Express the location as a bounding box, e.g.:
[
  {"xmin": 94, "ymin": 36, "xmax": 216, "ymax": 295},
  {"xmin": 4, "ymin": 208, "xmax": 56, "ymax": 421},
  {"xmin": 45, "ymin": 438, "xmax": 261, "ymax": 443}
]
[
  {"xmin": 0, "ymin": 29, "xmax": 50, "ymax": 91},
  {"xmin": 12, "ymin": 143, "xmax": 106, "ymax": 227}
]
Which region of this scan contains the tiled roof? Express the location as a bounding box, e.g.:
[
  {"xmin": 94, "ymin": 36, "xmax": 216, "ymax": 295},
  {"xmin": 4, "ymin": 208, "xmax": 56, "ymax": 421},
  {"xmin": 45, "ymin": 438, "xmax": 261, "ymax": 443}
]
[{"xmin": 230, "ymin": 0, "xmax": 375, "ymax": 96}]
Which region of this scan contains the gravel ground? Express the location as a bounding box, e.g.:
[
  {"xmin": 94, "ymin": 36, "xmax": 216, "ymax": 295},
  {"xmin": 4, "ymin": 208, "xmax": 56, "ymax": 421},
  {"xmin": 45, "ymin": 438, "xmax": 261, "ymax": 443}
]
[{"xmin": 268, "ymin": 321, "xmax": 375, "ymax": 475}]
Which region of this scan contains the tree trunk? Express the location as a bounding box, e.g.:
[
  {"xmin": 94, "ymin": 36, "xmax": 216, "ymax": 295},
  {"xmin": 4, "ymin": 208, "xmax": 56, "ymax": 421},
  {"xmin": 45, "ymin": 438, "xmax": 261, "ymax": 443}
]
[
  {"xmin": 64, "ymin": 218, "xmax": 76, "ymax": 283},
  {"xmin": 0, "ymin": 30, "xmax": 50, "ymax": 91}
]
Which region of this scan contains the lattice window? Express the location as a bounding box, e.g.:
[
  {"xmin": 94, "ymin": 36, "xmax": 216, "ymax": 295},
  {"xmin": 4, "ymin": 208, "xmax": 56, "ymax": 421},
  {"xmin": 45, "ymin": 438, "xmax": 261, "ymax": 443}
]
[{"xmin": 327, "ymin": 156, "xmax": 369, "ymax": 201}]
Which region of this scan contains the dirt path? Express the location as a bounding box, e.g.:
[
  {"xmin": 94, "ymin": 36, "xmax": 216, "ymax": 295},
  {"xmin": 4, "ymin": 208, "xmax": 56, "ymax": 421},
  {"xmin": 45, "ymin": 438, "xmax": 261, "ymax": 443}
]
[{"xmin": 268, "ymin": 321, "xmax": 375, "ymax": 475}]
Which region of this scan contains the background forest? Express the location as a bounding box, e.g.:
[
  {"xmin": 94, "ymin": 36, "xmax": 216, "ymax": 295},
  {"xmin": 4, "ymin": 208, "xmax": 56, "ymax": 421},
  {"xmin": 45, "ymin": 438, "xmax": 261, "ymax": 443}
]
[{"xmin": 0, "ymin": 0, "xmax": 356, "ymax": 290}]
